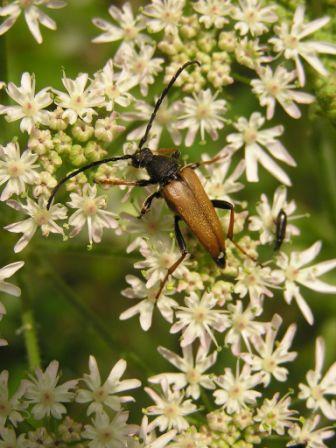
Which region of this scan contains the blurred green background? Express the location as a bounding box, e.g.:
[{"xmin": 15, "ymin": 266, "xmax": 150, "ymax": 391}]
[{"xmin": 0, "ymin": 0, "xmax": 335, "ymax": 440}]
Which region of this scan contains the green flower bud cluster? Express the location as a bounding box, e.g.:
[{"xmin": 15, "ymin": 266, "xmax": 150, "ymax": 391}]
[{"xmin": 313, "ymin": 61, "xmax": 336, "ymax": 125}]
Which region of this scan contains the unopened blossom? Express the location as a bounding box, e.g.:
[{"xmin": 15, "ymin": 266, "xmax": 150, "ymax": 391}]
[
  {"xmin": 83, "ymin": 411, "xmax": 136, "ymax": 448},
  {"xmin": 0, "ymin": 142, "xmax": 38, "ymax": 201},
  {"xmin": 200, "ymin": 156, "xmax": 245, "ymax": 202},
  {"xmin": 5, "ymin": 198, "xmax": 67, "ymax": 253},
  {"xmin": 67, "ymin": 184, "xmax": 118, "ymax": 245},
  {"xmin": 120, "ymin": 275, "xmax": 178, "ymax": 331},
  {"xmin": 54, "ymin": 73, "xmax": 105, "ymax": 124},
  {"xmin": 193, "ymin": 0, "xmax": 232, "ymax": 29},
  {"xmin": 270, "ymin": 5, "xmax": 336, "ymax": 86},
  {"xmin": 1, "ymin": 72, "xmax": 52, "ymax": 133},
  {"xmin": 241, "ymin": 314, "xmax": 297, "ymax": 386},
  {"xmin": 134, "ymin": 239, "xmax": 189, "ymax": 290},
  {"xmin": 116, "ymin": 43, "xmax": 164, "ymax": 97},
  {"xmin": 299, "ymin": 337, "xmax": 336, "ymax": 420},
  {"xmin": 177, "ymin": 89, "xmax": 227, "ymax": 146},
  {"xmin": 92, "ymin": 2, "xmax": 147, "ymax": 48},
  {"xmin": 288, "ymin": 415, "xmax": 334, "ymax": 448},
  {"xmin": 23, "ymin": 360, "xmax": 77, "ymax": 420},
  {"xmin": 26, "ymin": 427, "xmax": 52, "ymax": 446},
  {"xmin": 145, "ymin": 381, "xmax": 197, "ymax": 432},
  {"xmin": 0, "ymin": 1, "xmax": 67, "ymax": 44},
  {"xmin": 225, "ymin": 301, "xmax": 265, "ymax": 355},
  {"xmin": 170, "ymin": 291, "xmax": 229, "ymax": 347},
  {"xmin": 143, "ymin": 0, "xmax": 185, "ymax": 35},
  {"xmin": 28, "ymin": 128, "xmax": 54, "ymax": 155},
  {"xmin": 0, "ymin": 370, "xmax": 27, "ymax": 427},
  {"xmin": 255, "ymin": 393, "xmax": 296, "ymax": 435},
  {"xmin": 76, "ymin": 356, "xmax": 141, "ymax": 416},
  {"xmin": 213, "ymin": 363, "xmax": 263, "ymax": 414},
  {"xmin": 94, "ymin": 113, "xmax": 125, "ymax": 144},
  {"xmin": 176, "ymin": 271, "xmax": 204, "ymax": 293},
  {"xmin": 233, "ymin": 0, "xmax": 277, "ymax": 36},
  {"xmin": 235, "ymin": 37, "xmax": 272, "ymax": 70},
  {"xmin": 149, "ymin": 344, "xmax": 217, "ymax": 399},
  {"xmin": 249, "ymin": 186, "xmax": 299, "ymax": 245},
  {"xmin": 227, "ymin": 112, "xmax": 296, "ymax": 185},
  {"xmin": 124, "ymin": 99, "xmax": 181, "ymax": 149},
  {"xmin": 274, "ymin": 241, "xmax": 336, "ymax": 325},
  {"xmin": 234, "ymin": 260, "xmax": 284, "ymax": 306},
  {"xmin": 93, "ymin": 60, "xmax": 136, "ymax": 111},
  {"xmin": 251, "ymin": 65, "xmax": 315, "ymax": 119}
]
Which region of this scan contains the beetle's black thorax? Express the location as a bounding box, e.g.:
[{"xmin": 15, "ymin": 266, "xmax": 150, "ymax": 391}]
[{"xmin": 145, "ymin": 155, "xmax": 180, "ymax": 184}]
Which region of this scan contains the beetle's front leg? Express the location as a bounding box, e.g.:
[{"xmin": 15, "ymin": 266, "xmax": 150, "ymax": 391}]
[
  {"xmin": 138, "ymin": 191, "xmax": 162, "ymax": 219},
  {"xmin": 212, "ymin": 200, "xmax": 258, "ymax": 263},
  {"xmin": 155, "ymin": 216, "xmax": 188, "ymax": 300},
  {"xmin": 95, "ymin": 178, "xmax": 156, "ymax": 187}
]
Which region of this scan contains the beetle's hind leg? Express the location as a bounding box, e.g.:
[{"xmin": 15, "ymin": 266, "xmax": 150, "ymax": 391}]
[
  {"xmin": 95, "ymin": 178, "xmax": 156, "ymax": 187},
  {"xmin": 155, "ymin": 216, "xmax": 188, "ymax": 300},
  {"xmin": 138, "ymin": 191, "xmax": 162, "ymax": 219},
  {"xmin": 212, "ymin": 200, "xmax": 258, "ymax": 264}
]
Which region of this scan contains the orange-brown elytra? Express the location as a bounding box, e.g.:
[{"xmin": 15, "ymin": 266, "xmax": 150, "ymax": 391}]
[{"xmin": 47, "ymin": 60, "xmax": 255, "ymax": 299}]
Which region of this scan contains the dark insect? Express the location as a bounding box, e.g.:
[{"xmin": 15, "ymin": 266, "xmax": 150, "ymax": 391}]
[
  {"xmin": 47, "ymin": 60, "xmax": 256, "ymax": 299},
  {"xmin": 274, "ymin": 208, "xmax": 287, "ymax": 251}
]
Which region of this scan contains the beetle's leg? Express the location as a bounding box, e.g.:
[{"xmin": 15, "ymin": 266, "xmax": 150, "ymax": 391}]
[
  {"xmin": 274, "ymin": 209, "xmax": 287, "ymax": 251},
  {"xmin": 212, "ymin": 200, "xmax": 258, "ymax": 263},
  {"xmin": 95, "ymin": 178, "xmax": 156, "ymax": 187},
  {"xmin": 188, "ymin": 152, "xmax": 231, "ymax": 170},
  {"xmin": 138, "ymin": 191, "xmax": 162, "ymax": 219},
  {"xmin": 155, "ymin": 216, "xmax": 188, "ymax": 300}
]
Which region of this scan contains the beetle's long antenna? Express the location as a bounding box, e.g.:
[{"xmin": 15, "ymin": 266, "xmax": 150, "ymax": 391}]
[
  {"xmin": 139, "ymin": 60, "xmax": 201, "ymax": 150},
  {"xmin": 47, "ymin": 155, "xmax": 133, "ymax": 210}
]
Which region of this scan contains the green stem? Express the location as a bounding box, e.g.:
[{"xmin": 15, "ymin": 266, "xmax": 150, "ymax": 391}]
[
  {"xmin": 19, "ymin": 274, "xmax": 41, "ymax": 371},
  {"xmin": 41, "ymin": 258, "xmax": 151, "ymax": 374},
  {"xmin": 232, "ymin": 72, "xmax": 251, "ymax": 86}
]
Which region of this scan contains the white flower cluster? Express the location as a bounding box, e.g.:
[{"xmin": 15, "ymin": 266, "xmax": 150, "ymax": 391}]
[{"xmin": 0, "ymin": 1, "xmax": 335, "ymax": 448}]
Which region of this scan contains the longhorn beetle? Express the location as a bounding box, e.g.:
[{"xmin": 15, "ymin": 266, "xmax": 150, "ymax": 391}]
[{"xmin": 47, "ymin": 60, "xmax": 257, "ymax": 299}]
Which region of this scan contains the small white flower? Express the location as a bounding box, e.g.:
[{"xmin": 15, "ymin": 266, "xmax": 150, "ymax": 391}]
[
  {"xmin": 137, "ymin": 415, "xmax": 176, "ymax": 448},
  {"xmin": 83, "ymin": 411, "xmax": 136, "ymax": 448},
  {"xmin": 225, "ymin": 300, "xmax": 265, "ymax": 355},
  {"xmin": 23, "ymin": 360, "xmax": 77, "ymax": 420},
  {"xmin": 5, "ymin": 198, "xmax": 67, "ymax": 253},
  {"xmin": 0, "ymin": 141, "xmax": 39, "ymax": 201},
  {"xmin": 120, "ymin": 275, "xmax": 178, "ymax": 331},
  {"xmin": 2, "ymin": 72, "xmax": 52, "ymax": 133},
  {"xmin": 176, "ymin": 89, "xmax": 227, "ymax": 147},
  {"xmin": 251, "ymin": 66, "xmax": 315, "ymax": 119},
  {"xmin": 0, "ymin": 1, "xmax": 67, "ymax": 44},
  {"xmin": 299, "ymin": 337, "xmax": 336, "ymax": 420},
  {"xmin": 213, "ymin": 363, "xmax": 263, "ymax": 414},
  {"xmin": 76, "ymin": 356, "xmax": 141, "ymax": 416},
  {"xmin": 93, "ymin": 60, "xmax": 136, "ymax": 111},
  {"xmin": 255, "ymin": 393, "xmax": 296, "ymax": 436},
  {"xmin": 124, "ymin": 99, "xmax": 181, "ymax": 149},
  {"xmin": 274, "ymin": 241, "xmax": 336, "ymax": 325},
  {"xmin": 170, "ymin": 291, "xmax": 229, "ymax": 347},
  {"xmin": 270, "ymin": 5, "xmax": 336, "ymax": 86},
  {"xmin": 149, "ymin": 344, "xmax": 217, "ymax": 400},
  {"xmin": 67, "ymin": 184, "xmax": 118, "ymax": 245},
  {"xmin": 249, "ymin": 186, "xmax": 299, "ymax": 245},
  {"xmin": 0, "ymin": 370, "xmax": 27, "ymax": 427},
  {"xmin": 288, "ymin": 415, "xmax": 334, "ymax": 448},
  {"xmin": 0, "ymin": 428, "xmax": 26, "ymax": 448},
  {"xmin": 0, "ymin": 261, "xmax": 24, "ymax": 322},
  {"xmin": 92, "ymin": 2, "xmax": 147, "ymax": 47},
  {"xmin": 134, "ymin": 239, "xmax": 189, "ymax": 290},
  {"xmin": 227, "ymin": 112, "xmax": 296, "ymax": 185},
  {"xmin": 233, "ymin": 0, "xmax": 278, "ymax": 36},
  {"xmin": 116, "ymin": 43, "xmax": 164, "ymax": 97},
  {"xmin": 143, "ymin": 0, "xmax": 185, "ymax": 35},
  {"xmin": 54, "ymin": 73, "xmax": 105, "ymax": 124},
  {"xmin": 193, "ymin": 0, "xmax": 232, "ymax": 29},
  {"xmin": 241, "ymin": 314, "xmax": 297, "ymax": 386},
  {"xmin": 145, "ymin": 381, "xmax": 197, "ymax": 432}
]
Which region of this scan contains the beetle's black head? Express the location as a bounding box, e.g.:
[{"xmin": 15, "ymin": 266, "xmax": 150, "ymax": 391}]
[
  {"xmin": 215, "ymin": 251, "xmax": 226, "ymax": 269},
  {"xmin": 132, "ymin": 148, "xmax": 154, "ymax": 168}
]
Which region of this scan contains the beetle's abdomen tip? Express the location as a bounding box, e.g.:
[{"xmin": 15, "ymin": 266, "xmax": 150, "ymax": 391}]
[{"xmin": 215, "ymin": 252, "xmax": 226, "ymax": 268}]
